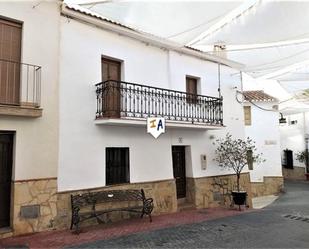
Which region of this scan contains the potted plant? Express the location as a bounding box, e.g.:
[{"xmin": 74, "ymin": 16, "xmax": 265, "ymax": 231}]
[
  {"xmin": 296, "ymin": 150, "xmax": 309, "ymax": 180},
  {"xmin": 214, "ymin": 133, "xmax": 264, "ymax": 209}
]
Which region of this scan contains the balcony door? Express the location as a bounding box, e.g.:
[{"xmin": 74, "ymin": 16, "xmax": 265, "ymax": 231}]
[
  {"xmin": 101, "ymin": 58, "xmax": 121, "ymax": 118},
  {"xmin": 0, "ymin": 18, "xmax": 22, "ymax": 105},
  {"xmin": 186, "ymin": 77, "xmax": 198, "ymax": 104}
]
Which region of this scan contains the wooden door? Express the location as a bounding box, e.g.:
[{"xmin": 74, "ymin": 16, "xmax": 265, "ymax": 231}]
[
  {"xmin": 0, "ymin": 18, "xmax": 22, "ymax": 105},
  {"xmin": 0, "ymin": 133, "xmax": 13, "ymax": 228},
  {"xmin": 283, "ymin": 149, "xmax": 294, "ymax": 169},
  {"xmin": 186, "ymin": 77, "xmax": 197, "ymax": 104},
  {"xmin": 101, "ymin": 58, "xmax": 121, "ymax": 118},
  {"xmin": 172, "ymin": 146, "xmax": 186, "ymax": 199}
]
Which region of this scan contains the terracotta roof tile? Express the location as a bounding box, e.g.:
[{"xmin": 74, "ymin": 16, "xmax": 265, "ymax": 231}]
[{"xmin": 243, "ymin": 90, "xmax": 278, "ymax": 102}]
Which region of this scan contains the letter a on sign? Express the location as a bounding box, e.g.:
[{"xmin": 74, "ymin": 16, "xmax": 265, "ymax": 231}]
[{"xmin": 147, "ymin": 117, "xmax": 165, "ymax": 138}]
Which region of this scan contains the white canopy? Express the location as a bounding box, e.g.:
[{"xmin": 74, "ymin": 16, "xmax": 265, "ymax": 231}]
[{"xmin": 65, "ymin": 0, "xmax": 309, "ymax": 112}]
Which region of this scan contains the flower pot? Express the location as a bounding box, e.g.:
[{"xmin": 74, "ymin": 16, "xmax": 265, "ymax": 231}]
[
  {"xmin": 305, "ymin": 173, "xmax": 309, "ymax": 181},
  {"xmin": 232, "ymin": 191, "xmax": 247, "ymax": 205}
]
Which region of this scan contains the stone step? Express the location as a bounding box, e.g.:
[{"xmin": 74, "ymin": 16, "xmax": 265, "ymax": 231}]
[
  {"xmin": 178, "ymin": 202, "xmax": 196, "ymax": 212},
  {"xmin": 0, "ymin": 227, "xmax": 13, "ymax": 239}
]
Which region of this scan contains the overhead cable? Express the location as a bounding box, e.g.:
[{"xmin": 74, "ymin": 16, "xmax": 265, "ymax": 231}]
[{"xmin": 236, "ymin": 90, "xmax": 277, "ymax": 112}]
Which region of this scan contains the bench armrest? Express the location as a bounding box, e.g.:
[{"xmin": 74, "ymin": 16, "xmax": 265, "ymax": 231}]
[{"xmin": 143, "ymin": 198, "xmax": 154, "ymax": 214}]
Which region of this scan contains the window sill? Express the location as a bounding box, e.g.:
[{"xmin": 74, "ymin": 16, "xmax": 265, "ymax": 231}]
[
  {"xmin": 0, "ymin": 104, "xmax": 42, "ymax": 118},
  {"xmin": 105, "ymin": 182, "xmax": 130, "ymax": 187}
]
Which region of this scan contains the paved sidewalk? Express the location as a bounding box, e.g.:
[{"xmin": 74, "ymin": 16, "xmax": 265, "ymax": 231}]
[
  {"xmin": 252, "ymin": 195, "xmax": 279, "ymax": 209},
  {"xmin": 0, "ymin": 207, "xmax": 253, "ymax": 249}
]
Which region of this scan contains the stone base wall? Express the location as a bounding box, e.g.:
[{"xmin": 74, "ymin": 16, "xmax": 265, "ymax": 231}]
[
  {"xmin": 187, "ymin": 173, "xmax": 253, "ymax": 209},
  {"xmin": 8, "ymin": 174, "xmax": 257, "ymax": 236},
  {"xmin": 251, "ymin": 177, "xmax": 284, "ymax": 197},
  {"xmin": 283, "ymin": 166, "xmax": 306, "ymax": 180},
  {"xmin": 54, "ymin": 179, "xmax": 178, "ymax": 230},
  {"xmin": 7, "ymin": 178, "xmax": 177, "ymax": 236},
  {"xmin": 12, "ymin": 178, "xmax": 57, "ymax": 236}
]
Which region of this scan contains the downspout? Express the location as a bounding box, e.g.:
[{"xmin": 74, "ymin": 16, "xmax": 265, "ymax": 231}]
[
  {"xmin": 167, "ymin": 50, "xmax": 174, "ymax": 148},
  {"xmin": 167, "ymin": 50, "xmax": 172, "ymax": 90},
  {"xmin": 240, "ymin": 71, "xmax": 247, "ymax": 141},
  {"xmin": 217, "ymin": 63, "xmax": 221, "ymax": 98},
  {"xmin": 240, "ymin": 71, "xmax": 244, "ymax": 102},
  {"xmin": 304, "ymin": 112, "xmax": 309, "ymax": 173}
]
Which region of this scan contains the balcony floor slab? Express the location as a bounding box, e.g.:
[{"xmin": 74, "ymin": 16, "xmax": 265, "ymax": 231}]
[
  {"xmin": 95, "ymin": 118, "xmax": 224, "ymax": 130},
  {"xmin": 0, "ymin": 105, "xmax": 42, "ymax": 118}
]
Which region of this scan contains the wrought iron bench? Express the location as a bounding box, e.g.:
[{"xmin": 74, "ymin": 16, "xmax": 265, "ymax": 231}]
[{"xmin": 70, "ymin": 189, "xmax": 154, "ymax": 232}]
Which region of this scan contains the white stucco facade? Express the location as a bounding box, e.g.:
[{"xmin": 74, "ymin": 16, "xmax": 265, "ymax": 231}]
[
  {"xmin": 0, "ymin": 1, "xmax": 283, "ymax": 193},
  {"xmin": 57, "ymin": 13, "xmax": 247, "ymax": 191},
  {"xmin": 0, "ymin": 1, "xmax": 60, "ymax": 180},
  {"xmin": 0, "ymin": 2, "xmax": 287, "ymax": 236}
]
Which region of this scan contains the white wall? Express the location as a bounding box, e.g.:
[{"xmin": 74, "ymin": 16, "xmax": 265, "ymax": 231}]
[
  {"xmin": 0, "ymin": 1, "xmax": 60, "ymax": 180},
  {"xmin": 244, "ymin": 102, "xmax": 282, "ymax": 182},
  {"xmin": 242, "ymin": 73, "xmax": 284, "ymax": 181},
  {"xmin": 280, "ymin": 112, "xmax": 309, "ymax": 168},
  {"xmin": 58, "ymin": 17, "xmax": 246, "ymax": 191}
]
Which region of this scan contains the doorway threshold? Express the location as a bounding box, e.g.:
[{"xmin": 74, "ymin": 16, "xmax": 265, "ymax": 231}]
[
  {"xmin": 0, "ymin": 227, "xmax": 13, "ymax": 239},
  {"xmin": 177, "ymin": 199, "xmax": 196, "ymax": 212}
]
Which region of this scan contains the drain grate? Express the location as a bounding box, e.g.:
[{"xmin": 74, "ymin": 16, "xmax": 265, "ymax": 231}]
[{"xmin": 283, "ymin": 214, "xmax": 309, "ymax": 223}]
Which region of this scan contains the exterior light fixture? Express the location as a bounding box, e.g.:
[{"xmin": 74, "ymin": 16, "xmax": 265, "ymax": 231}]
[{"xmin": 279, "ymin": 112, "xmax": 287, "ymax": 125}]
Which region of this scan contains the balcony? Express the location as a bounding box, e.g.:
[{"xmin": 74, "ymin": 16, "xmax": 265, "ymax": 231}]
[
  {"xmin": 95, "ymin": 80, "xmax": 223, "ymax": 129},
  {"xmin": 0, "ymin": 59, "xmax": 42, "ymax": 118}
]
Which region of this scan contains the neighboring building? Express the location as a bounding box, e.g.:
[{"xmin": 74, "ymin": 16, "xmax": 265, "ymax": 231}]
[
  {"xmin": 0, "ymin": 1, "xmax": 283, "ymax": 238},
  {"xmin": 280, "ymin": 111, "xmax": 309, "ymax": 180},
  {"xmin": 0, "ymin": 1, "xmax": 60, "ymax": 237},
  {"xmin": 242, "ymin": 90, "xmax": 283, "ymax": 197}
]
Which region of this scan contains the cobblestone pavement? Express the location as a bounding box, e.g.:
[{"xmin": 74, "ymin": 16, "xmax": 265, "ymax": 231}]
[{"xmin": 70, "ymin": 180, "xmax": 309, "ymax": 248}]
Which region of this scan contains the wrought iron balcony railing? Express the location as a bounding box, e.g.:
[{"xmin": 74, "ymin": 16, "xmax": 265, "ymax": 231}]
[
  {"xmin": 0, "ymin": 59, "xmax": 41, "ymax": 107},
  {"xmin": 95, "ymin": 80, "xmax": 223, "ymax": 125}
]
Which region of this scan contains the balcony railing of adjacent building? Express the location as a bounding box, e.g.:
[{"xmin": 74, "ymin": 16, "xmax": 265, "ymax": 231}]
[
  {"xmin": 95, "ymin": 80, "xmax": 223, "ymax": 126},
  {"xmin": 0, "ymin": 58, "xmax": 41, "ymax": 107}
]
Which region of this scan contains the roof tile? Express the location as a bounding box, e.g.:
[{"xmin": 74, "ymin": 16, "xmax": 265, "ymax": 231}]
[{"xmin": 243, "ymin": 90, "xmax": 278, "ymax": 102}]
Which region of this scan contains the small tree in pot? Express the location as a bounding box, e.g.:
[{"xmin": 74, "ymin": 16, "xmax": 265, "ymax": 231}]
[{"xmin": 214, "ymin": 133, "xmax": 264, "ymax": 209}]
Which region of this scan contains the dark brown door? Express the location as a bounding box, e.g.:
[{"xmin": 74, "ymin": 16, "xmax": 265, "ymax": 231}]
[
  {"xmin": 283, "ymin": 149, "xmax": 294, "ymax": 169},
  {"xmin": 186, "ymin": 77, "xmax": 198, "ymax": 104},
  {"xmin": 0, "ymin": 133, "xmax": 13, "ymax": 228},
  {"xmin": 101, "ymin": 58, "xmax": 121, "ymax": 118},
  {"xmin": 172, "ymin": 146, "xmax": 186, "ymax": 199},
  {"xmin": 0, "ymin": 18, "xmax": 22, "ymax": 105}
]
